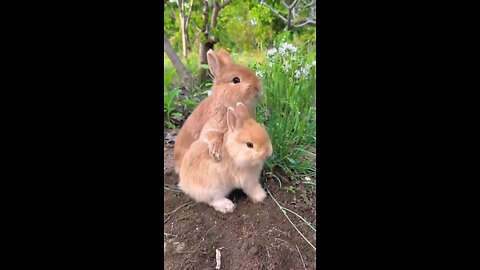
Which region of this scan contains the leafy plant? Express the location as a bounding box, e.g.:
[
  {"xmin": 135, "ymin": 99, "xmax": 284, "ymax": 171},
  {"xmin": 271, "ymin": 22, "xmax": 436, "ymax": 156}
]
[
  {"xmin": 254, "ymin": 42, "xmax": 317, "ymax": 182},
  {"xmin": 164, "ymin": 69, "xmax": 181, "ymax": 128}
]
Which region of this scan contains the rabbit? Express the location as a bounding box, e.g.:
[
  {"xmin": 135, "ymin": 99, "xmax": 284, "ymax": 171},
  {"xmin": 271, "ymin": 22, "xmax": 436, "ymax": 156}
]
[
  {"xmin": 178, "ymin": 102, "xmax": 273, "ymax": 214},
  {"xmin": 174, "ymin": 48, "xmax": 263, "ymax": 174}
]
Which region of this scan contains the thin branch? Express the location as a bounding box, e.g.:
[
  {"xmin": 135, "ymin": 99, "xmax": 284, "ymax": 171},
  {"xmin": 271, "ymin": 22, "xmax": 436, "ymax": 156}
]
[
  {"xmin": 176, "ymin": 0, "xmax": 183, "ymax": 14},
  {"xmin": 220, "ymin": 0, "xmax": 232, "ymax": 9},
  {"xmin": 292, "ymin": 19, "xmax": 316, "ymax": 28},
  {"xmin": 295, "ymin": 245, "xmax": 307, "ymax": 270},
  {"xmin": 261, "ymin": 0, "xmax": 315, "ymax": 29},
  {"xmin": 185, "ymin": 0, "xmax": 194, "ymax": 28},
  {"xmin": 297, "ymin": 0, "xmax": 315, "ymax": 9},
  {"xmin": 289, "ymin": 0, "xmax": 300, "ymax": 9},
  {"xmin": 259, "ymin": 1, "xmax": 287, "ymax": 23}
]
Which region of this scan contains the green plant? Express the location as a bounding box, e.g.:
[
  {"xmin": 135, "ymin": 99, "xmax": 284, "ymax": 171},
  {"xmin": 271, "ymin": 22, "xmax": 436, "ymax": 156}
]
[
  {"xmin": 254, "ymin": 43, "xmax": 316, "ymax": 182},
  {"xmin": 164, "ymin": 69, "xmax": 181, "ymax": 128}
]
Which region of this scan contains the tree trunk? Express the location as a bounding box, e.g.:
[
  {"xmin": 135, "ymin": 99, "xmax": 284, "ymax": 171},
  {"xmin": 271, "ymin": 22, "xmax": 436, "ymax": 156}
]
[
  {"xmin": 180, "ymin": 16, "xmax": 188, "ymax": 58},
  {"xmin": 164, "ymin": 34, "xmax": 192, "ymax": 88},
  {"xmin": 198, "ymin": 0, "xmax": 231, "ymax": 84},
  {"xmin": 199, "ymin": 0, "xmax": 210, "ymax": 84},
  {"xmin": 177, "ymin": 0, "xmax": 190, "ymax": 59},
  {"xmin": 211, "ymin": 0, "xmax": 220, "ymax": 29},
  {"xmin": 184, "ymin": 0, "xmax": 194, "ymax": 56}
]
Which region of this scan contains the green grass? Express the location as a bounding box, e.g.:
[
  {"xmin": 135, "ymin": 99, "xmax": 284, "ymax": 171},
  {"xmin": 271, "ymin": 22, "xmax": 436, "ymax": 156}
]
[
  {"xmin": 163, "ymin": 69, "xmax": 181, "ymax": 128},
  {"xmin": 254, "ymin": 43, "xmax": 317, "ymax": 183}
]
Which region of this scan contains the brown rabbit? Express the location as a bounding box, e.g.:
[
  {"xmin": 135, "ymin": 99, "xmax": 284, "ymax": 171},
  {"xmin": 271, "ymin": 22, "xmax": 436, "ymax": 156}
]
[
  {"xmin": 178, "ymin": 102, "xmax": 272, "ymax": 213},
  {"xmin": 174, "ymin": 49, "xmax": 262, "ymax": 174}
]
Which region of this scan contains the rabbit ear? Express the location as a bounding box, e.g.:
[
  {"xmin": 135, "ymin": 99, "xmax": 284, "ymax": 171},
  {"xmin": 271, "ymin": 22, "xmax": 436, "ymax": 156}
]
[
  {"xmin": 235, "ymin": 102, "xmax": 251, "ymax": 121},
  {"xmin": 226, "ymin": 107, "xmax": 237, "ymax": 131},
  {"xmin": 227, "ymin": 107, "xmax": 243, "ymax": 131},
  {"xmin": 217, "ymin": 49, "xmax": 233, "ymax": 66},
  {"xmin": 207, "ymin": 49, "xmax": 222, "ymax": 79}
]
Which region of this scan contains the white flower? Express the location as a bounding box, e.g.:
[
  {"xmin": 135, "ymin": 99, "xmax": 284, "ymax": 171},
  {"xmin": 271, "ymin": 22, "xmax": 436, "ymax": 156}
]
[
  {"xmin": 256, "ymin": 70, "xmax": 265, "ymax": 78},
  {"xmin": 279, "ymin": 43, "xmax": 298, "ymax": 54},
  {"xmin": 302, "ymin": 67, "xmax": 309, "ymax": 76},
  {"xmin": 311, "ymin": 60, "xmax": 316, "ymax": 66},
  {"xmin": 288, "ymin": 44, "xmax": 298, "ymax": 52},
  {"xmin": 266, "ymin": 48, "xmax": 277, "ymax": 57},
  {"xmin": 294, "ymin": 70, "xmax": 302, "ymax": 79}
]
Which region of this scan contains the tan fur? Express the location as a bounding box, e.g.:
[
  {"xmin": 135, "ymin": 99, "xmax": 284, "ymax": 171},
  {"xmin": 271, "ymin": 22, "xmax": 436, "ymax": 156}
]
[
  {"xmin": 174, "ymin": 49, "xmax": 262, "ymax": 174},
  {"xmin": 178, "ymin": 103, "xmax": 272, "ymax": 214}
]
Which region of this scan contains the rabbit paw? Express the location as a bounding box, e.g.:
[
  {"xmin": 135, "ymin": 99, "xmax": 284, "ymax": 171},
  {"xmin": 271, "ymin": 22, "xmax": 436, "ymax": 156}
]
[
  {"xmin": 250, "ymin": 188, "xmax": 267, "ymax": 203},
  {"xmin": 211, "ymin": 198, "xmax": 235, "ymax": 214},
  {"xmin": 208, "ymin": 141, "xmax": 222, "ymax": 161}
]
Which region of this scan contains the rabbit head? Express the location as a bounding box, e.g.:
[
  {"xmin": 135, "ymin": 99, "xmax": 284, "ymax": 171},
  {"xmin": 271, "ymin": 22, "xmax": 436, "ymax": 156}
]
[
  {"xmin": 225, "ymin": 102, "xmax": 272, "ymax": 168},
  {"xmin": 207, "ymin": 49, "xmax": 263, "ymax": 109}
]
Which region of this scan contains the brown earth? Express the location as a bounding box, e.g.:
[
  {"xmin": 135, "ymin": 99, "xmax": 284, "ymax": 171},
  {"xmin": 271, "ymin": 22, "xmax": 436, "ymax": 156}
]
[{"xmin": 164, "ymin": 129, "xmax": 317, "ymax": 270}]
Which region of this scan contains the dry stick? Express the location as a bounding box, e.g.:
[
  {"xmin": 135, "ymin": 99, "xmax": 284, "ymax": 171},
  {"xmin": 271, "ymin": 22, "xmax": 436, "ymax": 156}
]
[
  {"xmin": 164, "ymin": 201, "xmax": 196, "ymax": 223},
  {"xmin": 164, "ymin": 233, "xmax": 178, "ymax": 238},
  {"xmin": 215, "ymin": 248, "xmax": 222, "ymax": 269},
  {"xmin": 267, "ymin": 172, "xmax": 283, "ymax": 188},
  {"xmin": 181, "ymin": 225, "xmax": 215, "ymax": 259},
  {"xmin": 296, "ymin": 244, "xmax": 307, "ymax": 270},
  {"xmin": 164, "ymin": 201, "xmax": 194, "ymax": 216},
  {"xmin": 282, "ymin": 207, "xmax": 316, "ymax": 232},
  {"xmin": 164, "ymin": 186, "xmax": 182, "ymax": 193},
  {"xmin": 164, "ymin": 183, "xmax": 182, "ymax": 192},
  {"xmin": 266, "ymin": 186, "xmax": 316, "ymax": 251}
]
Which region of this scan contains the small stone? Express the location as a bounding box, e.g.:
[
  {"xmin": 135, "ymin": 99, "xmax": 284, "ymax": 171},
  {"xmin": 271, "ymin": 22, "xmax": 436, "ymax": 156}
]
[
  {"xmin": 173, "ymin": 242, "xmax": 185, "ymax": 253},
  {"xmin": 248, "ymin": 246, "xmax": 258, "ymax": 256}
]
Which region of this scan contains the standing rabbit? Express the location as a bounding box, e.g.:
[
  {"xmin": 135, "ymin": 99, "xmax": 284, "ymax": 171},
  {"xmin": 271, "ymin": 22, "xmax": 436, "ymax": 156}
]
[
  {"xmin": 174, "ymin": 49, "xmax": 263, "ymax": 174},
  {"xmin": 179, "ymin": 102, "xmax": 272, "ymax": 213}
]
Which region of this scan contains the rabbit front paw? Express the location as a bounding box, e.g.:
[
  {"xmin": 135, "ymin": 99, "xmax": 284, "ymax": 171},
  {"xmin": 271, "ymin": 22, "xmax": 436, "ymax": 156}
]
[
  {"xmin": 249, "ymin": 188, "xmax": 267, "ymax": 203},
  {"xmin": 208, "ymin": 140, "xmax": 222, "ymax": 161},
  {"xmin": 211, "ymin": 198, "xmax": 235, "ymax": 214}
]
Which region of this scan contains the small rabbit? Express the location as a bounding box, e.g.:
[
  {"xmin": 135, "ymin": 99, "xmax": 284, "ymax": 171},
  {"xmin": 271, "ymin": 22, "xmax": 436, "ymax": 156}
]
[
  {"xmin": 178, "ymin": 102, "xmax": 272, "ymax": 213},
  {"xmin": 174, "ymin": 49, "xmax": 262, "ymax": 174}
]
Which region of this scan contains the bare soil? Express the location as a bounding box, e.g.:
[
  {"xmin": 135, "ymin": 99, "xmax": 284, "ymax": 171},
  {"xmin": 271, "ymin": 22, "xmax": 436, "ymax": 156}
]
[{"xmin": 164, "ymin": 129, "xmax": 316, "ymax": 270}]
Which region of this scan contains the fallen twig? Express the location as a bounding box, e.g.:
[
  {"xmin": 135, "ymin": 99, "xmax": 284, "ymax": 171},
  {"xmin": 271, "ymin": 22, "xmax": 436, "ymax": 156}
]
[
  {"xmin": 296, "ymin": 244, "xmax": 307, "ymax": 270},
  {"xmin": 164, "ymin": 232, "xmax": 178, "ymax": 238},
  {"xmin": 282, "ymin": 207, "xmax": 316, "ymax": 232},
  {"xmin": 164, "ymin": 183, "xmax": 182, "ymax": 192},
  {"xmin": 164, "ymin": 201, "xmax": 196, "ymax": 223},
  {"xmin": 215, "ymin": 248, "xmax": 222, "ymax": 269},
  {"xmin": 266, "ymin": 186, "xmax": 316, "ymax": 251}
]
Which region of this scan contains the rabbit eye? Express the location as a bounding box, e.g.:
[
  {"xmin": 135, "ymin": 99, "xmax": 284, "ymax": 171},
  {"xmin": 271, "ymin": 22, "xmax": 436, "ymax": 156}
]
[
  {"xmin": 233, "ymin": 77, "xmax": 240, "ymax": 84},
  {"xmin": 246, "ymin": 142, "xmax": 253, "ymax": 148}
]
